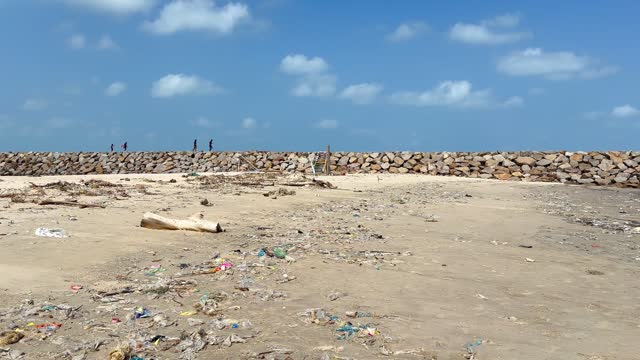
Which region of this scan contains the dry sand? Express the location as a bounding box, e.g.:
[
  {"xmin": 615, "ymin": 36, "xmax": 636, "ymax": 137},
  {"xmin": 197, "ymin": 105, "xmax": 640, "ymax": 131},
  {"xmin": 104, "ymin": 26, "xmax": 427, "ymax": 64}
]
[{"xmin": 0, "ymin": 173, "xmax": 639, "ymax": 360}]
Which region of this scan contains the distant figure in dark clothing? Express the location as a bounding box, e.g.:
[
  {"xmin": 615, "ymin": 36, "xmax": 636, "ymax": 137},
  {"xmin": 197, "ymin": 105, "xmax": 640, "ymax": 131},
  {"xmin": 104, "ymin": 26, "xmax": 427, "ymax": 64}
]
[
  {"xmin": 208, "ymin": 139, "xmax": 213, "ymax": 152},
  {"xmin": 110, "ymin": 144, "xmax": 114, "ymax": 152},
  {"xmin": 121, "ymin": 142, "xmax": 128, "ymax": 152},
  {"xmin": 193, "ymin": 139, "xmax": 198, "ymax": 152}
]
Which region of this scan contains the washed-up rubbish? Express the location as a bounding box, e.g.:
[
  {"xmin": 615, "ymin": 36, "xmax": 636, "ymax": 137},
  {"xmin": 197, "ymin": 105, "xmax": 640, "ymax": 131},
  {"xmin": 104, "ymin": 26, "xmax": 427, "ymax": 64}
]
[
  {"xmin": 70, "ymin": 285, "xmax": 83, "ymax": 291},
  {"xmin": 525, "ymin": 258, "xmax": 535, "ymax": 262},
  {"xmin": 41, "ymin": 305, "xmax": 57, "ymax": 311},
  {"xmin": 180, "ymin": 311, "xmax": 198, "ymax": 317},
  {"xmin": 140, "ymin": 212, "xmax": 223, "ymax": 233},
  {"xmin": 108, "ymin": 343, "xmax": 131, "ymax": 360},
  {"xmin": 345, "ymin": 311, "xmax": 373, "ymax": 318},
  {"xmin": 263, "ymin": 188, "xmax": 296, "ymax": 198},
  {"xmin": 34, "ymin": 227, "xmax": 68, "ymax": 238},
  {"xmin": 273, "ymin": 247, "xmax": 287, "ymax": 259},
  {"xmin": 111, "ymin": 318, "xmax": 121, "ymax": 324},
  {"xmin": 212, "ymin": 259, "xmax": 233, "ymax": 272},
  {"xmin": 327, "ymin": 290, "xmax": 344, "ymax": 301},
  {"xmin": 30, "ymin": 322, "xmax": 62, "ymax": 332},
  {"xmin": 144, "ymin": 264, "xmax": 166, "ymax": 276},
  {"xmin": 134, "ymin": 307, "xmax": 151, "ymax": 319},
  {"xmin": 0, "ymin": 331, "xmax": 24, "ymax": 346},
  {"xmin": 336, "ymin": 323, "xmax": 378, "ymax": 340},
  {"xmin": 149, "ymin": 335, "xmax": 166, "ymax": 344},
  {"xmin": 465, "ymin": 339, "xmax": 483, "ymax": 356}
]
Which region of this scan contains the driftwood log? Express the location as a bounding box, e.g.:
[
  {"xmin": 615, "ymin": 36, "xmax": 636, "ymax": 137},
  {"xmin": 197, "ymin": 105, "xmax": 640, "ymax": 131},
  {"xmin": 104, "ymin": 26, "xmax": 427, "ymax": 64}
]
[
  {"xmin": 140, "ymin": 212, "xmax": 223, "ymax": 233},
  {"xmin": 38, "ymin": 200, "xmax": 106, "ymax": 208}
]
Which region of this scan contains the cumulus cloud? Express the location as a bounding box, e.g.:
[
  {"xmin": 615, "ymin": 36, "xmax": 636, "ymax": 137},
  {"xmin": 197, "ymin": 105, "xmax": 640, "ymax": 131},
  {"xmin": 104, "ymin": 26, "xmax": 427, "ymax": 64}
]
[
  {"xmin": 151, "ymin": 74, "xmax": 222, "ymax": 98},
  {"xmin": 23, "ymin": 99, "xmax": 48, "ymax": 111},
  {"xmin": 315, "ymin": 119, "xmax": 338, "ymax": 129},
  {"xmin": 386, "ymin": 22, "xmax": 428, "ymax": 42},
  {"xmin": 292, "ymin": 74, "xmax": 336, "ymax": 97},
  {"xmin": 97, "ymin": 35, "xmax": 118, "ymax": 50},
  {"xmin": 280, "ymin": 54, "xmax": 336, "ymax": 97},
  {"xmin": 450, "ymin": 13, "xmax": 529, "ymax": 45},
  {"xmin": 105, "ymin": 82, "xmax": 127, "ymax": 96},
  {"xmin": 63, "ymin": 0, "xmax": 156, "ymax": 15},
  {"xmin": 280, "ymin": 54, "xmax": 328, "ymax": 75},
  {"xmin": 143, "ymin": 0, "xmax": 250, "ymax": 35},
  {"xmin": 241, "ymin": 117, "xmax": 256, "ymax": 129},
  {"xmin": 69, "ymin": 33, "xmax": 86, "ymax": 49},
  {"xmin": 502, "ymin": 96, "xmax": 524, "ymax": 108},
  {"xmin": 339, "ymin": 83, "xmax": 383, "ymax": 104},
  {"xmin": 497, "ymin": 48, "xmax": 617, "ymax": 80},
  {"xmin": 390, "ymin": 81, "xmax": 492, "ymax": 108},
  {"xmin": 611, "ymin": 105, "xmax": 639, "ymax": 118}
]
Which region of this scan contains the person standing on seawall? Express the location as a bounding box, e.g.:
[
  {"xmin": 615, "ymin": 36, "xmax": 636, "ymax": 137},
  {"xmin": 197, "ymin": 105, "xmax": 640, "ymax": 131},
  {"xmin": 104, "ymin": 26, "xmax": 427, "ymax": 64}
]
[
  {"xmin": 209, "ymin": 139, "xmax": 213, "ymax": 152},
  {"xmin": 110, "ymin": 144, "xmax": 114, "ymax": 152}
]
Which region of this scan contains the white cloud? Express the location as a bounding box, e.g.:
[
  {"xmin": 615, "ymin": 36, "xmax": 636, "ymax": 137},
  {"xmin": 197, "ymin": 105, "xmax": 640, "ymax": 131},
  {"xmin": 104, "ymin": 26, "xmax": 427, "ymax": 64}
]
[
  {"xmin": 386, "ymin": 22, "xmax": 428, "ymax": 42},
  {"xmin": 23, "ymin": 98, "xmax": 48, "ymax": 111},
  {"xmin": 46, "ymin": 117, "xmax": 73, "ymax": 129},
  {"xmin": 611, "ymin": 105, "xmax": 639, "ymax": 118},
  {"xmin": 97, "ymin": 35, "xmax": 118, "ymax": 50},
  {"xmin": 241, "ymin": 117, "xmax": 256, "ymax": 129},
  {"xmin": 280, "ymin": 54, "xmax": 328, "ymax": 75},
  {"xmin": 339, "ymin": 83, "xmax": 383, "ymax": 104},
  {"xmin": 280, "ymin": 54, "xmax": 336, "ymax": 97},
  {"xmin": 498, "ymin": 48, "xmax": 617, "ymax": 80},
  {"xmin": 151, "ymin": 74, "xmax": 221, "ymax": 98},
  {"xmin": 450, "ymin": 23, "xmax": 529, "ymax": 45},
  {"xmin": 191, "ymin": 116, "xmax": 222, "ymax": 128},
  {"xmin": 143, "ymin": 0, "xmax": 250, "ymax": 35},
  {"xmin": 105, "ymin": 82, "xmax": 127, "ymax": 96},
  {"xmin": 292, "ymin": 74, "xmax": 336, "ymax": 97},
  {"xmin": 315, "ymin": 119, "xmax": 338, "ymax": 129},
  {"xmin": 503, "ymin": 96, "xmax": 524, "ymax": 108},
  {"xmin": 390, "ymin": 80, "xmax": 492, "ymax": 108},
  {"xmin": 63, "ymin": 0, "xmax": 156, "ymax": 15},
  {"xmin": 69, "ymin": 33, "xmax": 86, "ymax": 49}
]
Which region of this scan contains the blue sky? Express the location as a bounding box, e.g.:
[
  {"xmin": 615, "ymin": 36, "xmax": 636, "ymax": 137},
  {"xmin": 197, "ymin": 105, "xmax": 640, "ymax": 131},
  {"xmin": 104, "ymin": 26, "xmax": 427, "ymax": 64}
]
[{"xmin": 0, "ymin": 0, "xmax": 638, "ymax": 152}]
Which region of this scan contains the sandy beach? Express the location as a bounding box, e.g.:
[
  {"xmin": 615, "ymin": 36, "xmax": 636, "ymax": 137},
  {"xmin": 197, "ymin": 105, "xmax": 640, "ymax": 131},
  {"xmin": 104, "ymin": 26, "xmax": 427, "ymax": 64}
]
[{"xmin": 0, "ymin": 173, "xmax": 639, "ymax": 359}]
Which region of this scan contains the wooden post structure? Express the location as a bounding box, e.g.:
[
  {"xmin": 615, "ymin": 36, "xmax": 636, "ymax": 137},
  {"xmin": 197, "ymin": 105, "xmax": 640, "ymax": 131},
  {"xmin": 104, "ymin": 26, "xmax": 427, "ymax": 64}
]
[{"xmin": 324, "ymin": 145, "xmax": 331, "ymax": 175}]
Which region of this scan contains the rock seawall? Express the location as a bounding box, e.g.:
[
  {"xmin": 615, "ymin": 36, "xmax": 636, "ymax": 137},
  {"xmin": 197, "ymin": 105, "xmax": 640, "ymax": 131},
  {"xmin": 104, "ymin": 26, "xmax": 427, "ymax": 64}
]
[{"xmin": 0, "ymin": 151, "xmax": 638, "ymax": 187}]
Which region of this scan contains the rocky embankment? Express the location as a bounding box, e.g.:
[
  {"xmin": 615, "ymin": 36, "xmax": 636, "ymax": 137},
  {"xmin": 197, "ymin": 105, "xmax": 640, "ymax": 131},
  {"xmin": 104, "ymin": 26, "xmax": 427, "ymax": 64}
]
[{"xmin": 0, "ymin": 151, "xmax": 638, "ymax": 187}]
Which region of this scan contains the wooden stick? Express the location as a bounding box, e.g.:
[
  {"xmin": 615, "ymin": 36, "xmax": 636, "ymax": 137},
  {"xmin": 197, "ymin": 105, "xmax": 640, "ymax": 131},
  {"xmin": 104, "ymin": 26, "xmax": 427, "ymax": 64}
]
[
  {"xmin": 38, "ymin": 200, "xmax": 105, "ymax": 208},
  {"xmin": 140, "ymin": 212, "xmax": 223, "ymax": 233}
]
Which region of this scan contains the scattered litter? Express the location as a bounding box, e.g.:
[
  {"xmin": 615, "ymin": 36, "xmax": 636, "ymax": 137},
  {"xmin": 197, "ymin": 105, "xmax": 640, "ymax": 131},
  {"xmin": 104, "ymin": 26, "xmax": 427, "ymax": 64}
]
[
  {"xmin": 34, "ymin": 227, "xmax": 67, "ymax": 238},
  {"xmin": 70, "ymin": 285, "xmax": 83, "ymax": 291},
  {"xmin": 327, "ymin": 290, "xmax": 344, "ymax": 301},
  {"xmin": 518, "ymin": 245, "xmax": 533, "ymax": 249},
  {"xmin": 108, "ymin": 343, "xmax": 131, "ymax": 360},
  {"xmin": 525, "ymin": 258, "xmax": 536, "ymax": 262},
  {"xmin": 134, "ymin": 307, "xmax": 151, "ymax": 319},
  {"xmin": 263, "ymin": 188, "xmax": 296, "ymax": 198}
]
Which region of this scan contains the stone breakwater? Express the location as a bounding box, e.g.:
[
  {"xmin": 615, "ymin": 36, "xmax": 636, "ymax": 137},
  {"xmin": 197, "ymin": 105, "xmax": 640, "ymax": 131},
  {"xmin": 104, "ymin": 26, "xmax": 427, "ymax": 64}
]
[{"xmin": 0, "ymin": 151, "xmax": 638, "ymax": 187}]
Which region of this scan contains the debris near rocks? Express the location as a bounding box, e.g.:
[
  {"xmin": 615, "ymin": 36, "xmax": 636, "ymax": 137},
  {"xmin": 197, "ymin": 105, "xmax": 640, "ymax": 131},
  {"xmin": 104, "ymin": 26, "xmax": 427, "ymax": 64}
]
[
  {"xmin": 568, "ymin": 216, "xmax": 640, "ymax": 234},
  {"xmin": 140, "ymin": 212, "xmax": 223, "ymax": 233},
  {"xmin": 200, "ymin": 198, "xmax": 212, "ymax": 206},
  {"xmin": 263, "ymin": 188, "xmax": 296, "ymax": 198}
]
